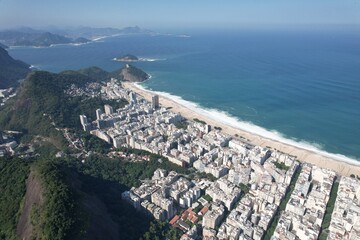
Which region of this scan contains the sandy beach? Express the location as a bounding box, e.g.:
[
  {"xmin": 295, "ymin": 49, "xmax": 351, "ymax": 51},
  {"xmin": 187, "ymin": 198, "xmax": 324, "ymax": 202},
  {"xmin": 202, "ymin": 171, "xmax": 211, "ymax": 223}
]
[{"xmin": 122, "ymin": 81, "xmax": 360, "ymax": 177}]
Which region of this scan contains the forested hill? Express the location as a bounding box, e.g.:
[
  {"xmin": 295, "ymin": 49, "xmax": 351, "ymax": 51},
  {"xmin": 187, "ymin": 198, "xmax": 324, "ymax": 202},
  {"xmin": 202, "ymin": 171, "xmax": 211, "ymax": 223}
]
[
  {"xmin": 0, "ymin": 64, "xmax": 186, "ymax": 240},
  {"xmin": 0, "ymin": 46, "xmax": 30, "ymax": 89},
  {"xmin": 0, "ymin": 63, "xmax": 149, "ymax": 148},
  {"xmin": 0, "ymin": 152, "xmax": 186, "ymax": 239},
  {"xmin": 0, "ymin": 68, "xmax": 129, "ymax": 149},
  {"xmin": 119, "ymin": 64, "xmax": 150, "ymax": 82}
]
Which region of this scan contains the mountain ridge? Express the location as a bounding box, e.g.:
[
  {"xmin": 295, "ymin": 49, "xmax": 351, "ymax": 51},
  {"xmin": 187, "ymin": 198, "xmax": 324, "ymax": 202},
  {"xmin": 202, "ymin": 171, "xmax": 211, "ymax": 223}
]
[
  {"xmin": 0, "ymin": 26, "xmax": 154, "ymax": 47},
  {"xmin": 0, "ymin": 46, "xmax": 30, "ymax": 89}
]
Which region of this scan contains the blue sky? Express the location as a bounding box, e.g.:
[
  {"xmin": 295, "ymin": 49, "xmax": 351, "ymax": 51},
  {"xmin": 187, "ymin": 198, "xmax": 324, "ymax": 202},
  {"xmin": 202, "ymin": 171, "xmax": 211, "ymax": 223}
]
[{"xmin": 0, "ymin": 0, "xmax": 359, "ymax": 30}]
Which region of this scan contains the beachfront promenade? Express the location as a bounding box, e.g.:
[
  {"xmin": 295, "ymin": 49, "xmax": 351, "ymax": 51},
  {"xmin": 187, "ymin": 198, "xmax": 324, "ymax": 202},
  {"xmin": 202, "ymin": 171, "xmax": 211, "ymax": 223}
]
[{"xmin": 79, "ymin": 78, "xmax": 360, "ymax": 239}]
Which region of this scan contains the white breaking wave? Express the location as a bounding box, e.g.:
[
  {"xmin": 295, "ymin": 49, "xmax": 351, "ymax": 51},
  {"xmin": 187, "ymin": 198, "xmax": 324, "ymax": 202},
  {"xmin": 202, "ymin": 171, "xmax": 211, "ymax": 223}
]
[
  {"xmin": 134, "ymin": 83, "xmax": 360, "ymax": 166},
  {"xmin": 92, "ymin": 34, "xmax": 121, "ymax": 42},
  {"xmin": 113, "ymin": 57, "xmax": 166, "ymax": 62},
  {"xmin": 29, "ymin": 65, "xmax": 40, "ymax": 70},
  {"xmin": 140, "ymin": 58, "xmax": 167, "ymax": 62}
]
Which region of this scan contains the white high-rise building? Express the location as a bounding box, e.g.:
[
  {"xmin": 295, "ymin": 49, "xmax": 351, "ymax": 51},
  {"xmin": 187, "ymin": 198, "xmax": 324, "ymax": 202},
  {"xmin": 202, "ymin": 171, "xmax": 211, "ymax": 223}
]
[
  {"xmin": 79, "ymin": 115, "xmax": 87, "ymax": 126},
  {"xmin": 104, "ymin": 104, "xmax": 114, "ymax": 115},
  {"xmin": 129, "ymin": 92, "xmax": 137, "ymax": 103},
  {"xmin": 79, "ymin": 115, "xmax": 91, "ymax": 131},
  {"xmin": 96, "ymin": 109, "xmax": 103, "ymax": 120}
]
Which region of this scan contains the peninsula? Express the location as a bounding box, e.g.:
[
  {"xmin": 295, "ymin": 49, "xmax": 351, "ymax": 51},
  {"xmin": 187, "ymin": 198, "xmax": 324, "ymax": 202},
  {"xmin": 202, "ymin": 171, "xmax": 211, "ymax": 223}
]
[{"xmin": 119, "ymin": 64, "xmax": 150, "ymax": 82}]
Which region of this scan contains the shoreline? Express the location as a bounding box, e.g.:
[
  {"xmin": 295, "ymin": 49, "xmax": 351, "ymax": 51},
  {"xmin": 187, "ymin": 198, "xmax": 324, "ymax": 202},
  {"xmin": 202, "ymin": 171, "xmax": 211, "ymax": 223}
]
[{"xmin": 122, "ymin": 81, "xmax": 360, "ymax": 177}]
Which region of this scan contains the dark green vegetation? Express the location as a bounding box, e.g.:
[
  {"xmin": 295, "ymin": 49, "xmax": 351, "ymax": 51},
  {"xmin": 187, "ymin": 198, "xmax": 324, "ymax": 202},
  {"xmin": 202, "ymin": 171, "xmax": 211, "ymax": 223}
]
[
  {"xmin": 0, "ymin": 148, "xmax": 189, "ymax": 240},
  {"xmin": 193, "ymin": 118, "xmax": 206, "ymax": 125},
  {"xmin": 0, "ymin": 47, "xmax": 30, "ymax": 89},
  {"xmin": 319, "ymin": 181, "xmax": 339, "ymax": 240},
  {"xmin": 31, "ymin": 161, "xmax": 83, "ymax": 240},
  {"xmin": 115, "ymin": 54, "xmax": 139, "ymax": 61},
  {"xmin": 0, "ymin": 69, "xmax": 127, "ymax": 150},
  {"xmin": 66, "ymin": 152, "xmax": 189, "ymax": 239},
  {"xmin": 264, "ymin": 167, "xmax": 301, "ymax": 240},
  {"xmin": 66, "ymin": 97, "xmax": 127, "ymax": 129},
  {"xmin": 239, "ymin": 183, "xmax": 250, "ymax": 194},
  {"xmin": 81, "ymin": 133, "xmax": 112, "ymax": 153},
  {"xmin": 0, "ymin": 158, "xmax": 30, "ymax": 240},
  {"xmin": 203, "ymin": 194, "xmax": 213, "ymax": 202},
  {"xmin": 82, "ymin": 150, "xmax": 189, "ymax": 187},
  {"xmin": 70, "ymin": 152, "xmax": 188, "ymax": 239},
  {"xmin": 0, "ymin": 59, "xmax": 190, "ymax": 239},
  {"xmin": 195, "ymin": 171, "xmax": 217, "ymax": 182},
  {"xmin": 0, "ymin": 30, "xmax": 89, "ymax": 47},
  {"xmin": 76, "ymin": 66, "xmax": 111, "ymax": 82},
  {"xmin": 174, "ymin": 121, "xmax": 189, "ymax": 130},
  {"xmin": 141, "ymin": 221, "xmax": 182, "ymax": 240},
  {"xmin": 120, "ymin": 64, "xmax": 150, "ymax": 82},
  {"xmin": 273, "ymin": 161, "xmax": 290, "ymax": 171}
]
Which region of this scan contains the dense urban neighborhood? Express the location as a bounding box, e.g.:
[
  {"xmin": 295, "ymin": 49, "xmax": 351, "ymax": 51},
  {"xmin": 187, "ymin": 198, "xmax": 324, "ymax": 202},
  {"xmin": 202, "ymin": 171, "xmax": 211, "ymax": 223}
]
[{"xmin": 76, "ymin": 78, "xmax": 360, "ymax": 240}]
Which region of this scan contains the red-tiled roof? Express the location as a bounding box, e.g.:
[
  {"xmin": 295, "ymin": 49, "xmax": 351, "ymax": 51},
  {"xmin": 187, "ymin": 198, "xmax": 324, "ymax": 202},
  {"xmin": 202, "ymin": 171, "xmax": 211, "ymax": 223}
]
[
  {"xmin": 169, "ymin": 215, "xmax": 180, "ymax": 225},
  {"xmin": 200, "ymin": 206, "xmax": 209, "ymax": 215},
  {"xmin": 190, "ymin": 215, "xmax": 198, "ymax": 223}
]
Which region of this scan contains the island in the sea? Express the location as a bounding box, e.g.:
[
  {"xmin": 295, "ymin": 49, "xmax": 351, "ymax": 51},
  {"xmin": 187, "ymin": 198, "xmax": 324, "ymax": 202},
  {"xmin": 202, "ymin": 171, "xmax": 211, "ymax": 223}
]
[{"xmin": 114, "ymin": 54, "xmax": 139, "ymax": 62}]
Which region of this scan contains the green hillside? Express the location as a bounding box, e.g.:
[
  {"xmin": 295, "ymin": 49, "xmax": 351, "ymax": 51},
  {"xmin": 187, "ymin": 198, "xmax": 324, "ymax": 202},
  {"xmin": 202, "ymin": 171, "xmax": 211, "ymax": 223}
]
[
  {"xmin": 0, "ymin": 69, "xmax": 127, "ymax": 149},
  {"xmin": 0, "ymin": 64, "xmax": 183, "ymax": 240},
  {"xmin": 0, "ymin": 47, "xmax": 30, "ymax": 89}
]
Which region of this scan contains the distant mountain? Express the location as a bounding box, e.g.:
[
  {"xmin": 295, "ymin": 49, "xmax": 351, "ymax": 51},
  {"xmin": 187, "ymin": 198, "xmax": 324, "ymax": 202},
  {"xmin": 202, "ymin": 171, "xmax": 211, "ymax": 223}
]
[
  {"xmin": 74, "ymin": 37, "xmax": 90, "ymax": 43},
  {"xmin": 0, "ymin": 29, "xmax": 90, "ymax": 47},
  {"xmin": 0, "ymin": 46, "xmax": 30, "ymax": 89},
  {"xmin": 37, "ymin": 26, "xmax": 155, "ymax": 40},
  {"xmin": 0, "ymin": 26, "xmax": 154, "ymax": 47},
  {"xmin": 120, "ymin": 26, "xmax": 153, "ymax": 34},
  {"xmin": 12, "ymin": 32, "xmax": 72, "ymax": 47},
  {"xmin": 57, "ymin": 27, "xmax": 123, "ymax": 39}
]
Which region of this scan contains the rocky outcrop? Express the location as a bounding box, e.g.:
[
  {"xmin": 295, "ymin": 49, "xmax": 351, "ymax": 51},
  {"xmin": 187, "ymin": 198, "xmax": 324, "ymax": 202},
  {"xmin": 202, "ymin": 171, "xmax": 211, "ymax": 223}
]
[
  {"xmin": 16, "ymin": 170, "xmax": 44, "ymax": 240},
  {"xmin": 120, "ymin": 64, "xmax": 150, "ymax": 82}
]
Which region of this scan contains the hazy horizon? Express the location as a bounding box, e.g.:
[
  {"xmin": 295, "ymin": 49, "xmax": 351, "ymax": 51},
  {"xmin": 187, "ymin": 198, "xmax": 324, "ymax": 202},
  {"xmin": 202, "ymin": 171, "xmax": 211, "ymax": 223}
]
[{"xmin": 0, "ymin": 0, "xmax": 359, "ymax": 31}]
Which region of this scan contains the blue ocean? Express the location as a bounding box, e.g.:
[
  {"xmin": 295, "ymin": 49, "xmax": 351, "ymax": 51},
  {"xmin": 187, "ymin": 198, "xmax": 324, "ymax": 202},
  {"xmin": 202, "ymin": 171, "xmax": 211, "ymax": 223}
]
[{"xmin": 8, "ymin": 29, "xmax": 360, "ymax": 161}]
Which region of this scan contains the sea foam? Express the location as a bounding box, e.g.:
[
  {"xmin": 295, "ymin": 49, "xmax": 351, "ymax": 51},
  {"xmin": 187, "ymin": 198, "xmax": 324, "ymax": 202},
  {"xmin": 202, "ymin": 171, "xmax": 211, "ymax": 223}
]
[
  {"xmin": 113, "ymin": 57, "xmax": 166, "ymax": 62},
  {"xmin": 134, "ymin": 83, "xmax": 360, "ymax": 167}
]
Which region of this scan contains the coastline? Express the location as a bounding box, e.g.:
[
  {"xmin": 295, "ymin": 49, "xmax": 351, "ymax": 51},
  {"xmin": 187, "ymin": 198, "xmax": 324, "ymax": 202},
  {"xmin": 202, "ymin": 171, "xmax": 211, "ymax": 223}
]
[
  {"xmin": 122, "ymin": 81, "xmax": 360, "ymax": 177},
  {"xmin": 7, "ymin": 33, "xmax": 119, "ymax": 50}
]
